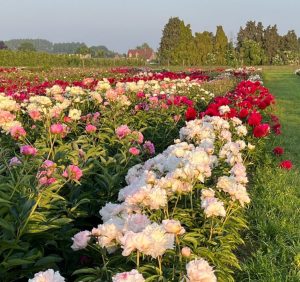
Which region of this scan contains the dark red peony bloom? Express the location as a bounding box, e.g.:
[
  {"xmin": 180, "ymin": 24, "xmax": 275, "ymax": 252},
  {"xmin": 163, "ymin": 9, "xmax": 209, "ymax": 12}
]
[
  {"xmin": 253, "ymin": 123, "xmax": 270, "ymax": 138},
  {"xmin": 247, "ymin": 111, "xmax": 262, "ymax": 126},
  {"xmin": 279, "ymin": 160, "xmax": 293, "ymax": 170},
  {"xmin": 272, "ymin": 123, "xmax": 282, "ymax": 135},
  {"xmin": 273, "ymin": 146, "xmax": 284, "ymax": 156},
  {"xmin": 185, "ymin": 107, "xmax": 197, "ymax": 121}
]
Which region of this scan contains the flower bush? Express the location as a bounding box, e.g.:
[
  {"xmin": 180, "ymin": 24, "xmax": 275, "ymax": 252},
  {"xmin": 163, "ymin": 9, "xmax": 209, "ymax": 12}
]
[{"xmin": 0, "ymin": 67, "xmax": 290, "ymax": 281}]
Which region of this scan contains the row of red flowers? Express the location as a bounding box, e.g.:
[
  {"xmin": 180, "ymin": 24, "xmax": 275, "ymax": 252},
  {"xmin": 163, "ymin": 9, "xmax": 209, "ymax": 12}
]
[{"xmin": 185, "ymin": 80, "xmax": 293, "ymax": 170}]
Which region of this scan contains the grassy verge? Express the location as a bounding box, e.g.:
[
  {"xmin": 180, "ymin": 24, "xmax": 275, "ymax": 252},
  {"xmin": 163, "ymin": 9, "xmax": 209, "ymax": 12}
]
[{"xmin": 237, "ymin": 67, "xmax": 300, "ymax": 281}]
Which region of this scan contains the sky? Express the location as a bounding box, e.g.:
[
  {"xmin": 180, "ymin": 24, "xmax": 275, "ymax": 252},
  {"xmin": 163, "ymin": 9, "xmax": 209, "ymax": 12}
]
[{"xmin": 0, "ymin": 0, "xmax": 299, "ymax": 53}]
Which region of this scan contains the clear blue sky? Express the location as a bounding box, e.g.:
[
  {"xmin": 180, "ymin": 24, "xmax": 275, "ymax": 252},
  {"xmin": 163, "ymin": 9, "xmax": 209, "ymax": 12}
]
[{"xmin": 1, "ymin": 0, "xmax": 299, "ymax": 53}]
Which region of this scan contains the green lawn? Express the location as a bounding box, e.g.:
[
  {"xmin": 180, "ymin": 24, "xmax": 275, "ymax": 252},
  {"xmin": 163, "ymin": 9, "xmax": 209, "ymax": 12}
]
[{"xmin": 237, "ymin": 67, "xmax": 300, "ymax": 281}]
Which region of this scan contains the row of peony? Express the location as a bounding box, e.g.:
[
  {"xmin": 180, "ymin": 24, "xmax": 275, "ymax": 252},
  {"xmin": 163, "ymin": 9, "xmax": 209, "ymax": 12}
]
[{"xmin": 28, "ymin": 77, "xmax": 293, "ymax": 281}]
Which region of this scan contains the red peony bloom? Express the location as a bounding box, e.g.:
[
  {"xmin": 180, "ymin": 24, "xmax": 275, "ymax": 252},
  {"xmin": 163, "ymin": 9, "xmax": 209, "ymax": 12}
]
[
  {"xmin": 239, "ymin": 108, "xmax": 249, "ymax": 119},
  {"xmin": 273, "ymin": 146, "xmax": 284, "ymax": 156},
  {"xmin": 279, "ymin": 160, "xmax": 293, "ymax": 170},
  {"xmin": 253, "ymin": 123, "xmax": 270, "ymax": 138},
  {"xmin": 185, "ymin": 107, "xmax": 197, "ymax": 121},
  {"xmin": 247, "ymin": 111, "xmax": 262, "ymax": 126}
]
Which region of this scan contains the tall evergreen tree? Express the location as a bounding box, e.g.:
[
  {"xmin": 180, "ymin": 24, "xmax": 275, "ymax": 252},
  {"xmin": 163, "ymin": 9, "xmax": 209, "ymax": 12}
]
[
  {"xmin": 237, "ymin": 21, "xmax": 264, "ymax": 50},
  {"xmin": 158, "ymin": 17, "xmax": 182, "ymax": 64},
  {"xmin": 214, "ymin": 26, "xmax": 228, "ymax": 65},
  {"xmin": 158, "ymin": 17, "xmax": 194, "ymax": 65},
  {"xmin": 194, "ymin": 31, "xmax": 214, "ymax": 65},
  {"xmin": 263, "ymin": 25, "xmax": 281, "ymax": 64}
]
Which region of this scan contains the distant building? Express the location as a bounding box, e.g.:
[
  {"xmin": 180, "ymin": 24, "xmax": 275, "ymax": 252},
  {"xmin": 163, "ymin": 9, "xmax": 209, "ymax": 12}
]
[
  {"xmin": 79, "ymin": 54, "xmax": 92, "ymax": 59},
  {"xmin": 127, "ymin": 48, "xmax": 156, "ymax": 62}
]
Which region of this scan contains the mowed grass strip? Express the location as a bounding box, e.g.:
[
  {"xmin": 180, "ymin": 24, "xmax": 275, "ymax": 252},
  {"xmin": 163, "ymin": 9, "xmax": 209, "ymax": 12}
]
[{"xmin": 237, "ymin": 67, "xmax": 300, "ymax": 282}]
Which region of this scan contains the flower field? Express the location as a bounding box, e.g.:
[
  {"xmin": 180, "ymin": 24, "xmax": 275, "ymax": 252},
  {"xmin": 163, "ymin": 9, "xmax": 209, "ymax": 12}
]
[{"xmin": 0, "ymin": 67, "xmax": 293, "ymax": 281}]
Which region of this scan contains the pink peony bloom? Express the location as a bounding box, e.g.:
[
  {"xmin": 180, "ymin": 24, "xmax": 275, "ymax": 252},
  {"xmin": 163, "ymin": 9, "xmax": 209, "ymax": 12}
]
[
  {"xmin": 112, "ymin": 269, "xmax": 145, "ymax": 282},
  {"xmin": 181, "ymin": 247, "xmax": 191, "ymax": 257},
  {"xmin": 9, "ymin": 157, "xmax": 21, "ymax": 166},
  {"xmin": 10, "ymin": 125, "xmax": 26, "ymax": 140},
  {"xmin": 116, "ymin": 125, "xmax": 131, "ymax": 139},
  {"xmin": 62, "ymin": 165, "xmax": 83, "ymax": 181},
  {"xmin": 50, "ymin": 123, "xmax": 64, "ymax": 135},
  {"xmin": 28, "ymin": 110, "xmax": 42, "ymax": 121},
  {"xmin": 85, "ymin": 124, "xmax": 97, "ymax": 133},
  {"xmin": 132, "ymin": 131, "xmax": 144, "ymax": 144},
  {"xmin": 71, "ymin": 230, "xmax": 91, "ymax": 251},
  {"xmin": 143, "ymin": 141, "xmax": 155, "ymax": 155},
  {"xmin": 129, "ymin": 147, "xmax": 140, "ymax": 156},
  {"xmin": 20, "ymin": 145, "xmax": 37, "ymax": 156}
]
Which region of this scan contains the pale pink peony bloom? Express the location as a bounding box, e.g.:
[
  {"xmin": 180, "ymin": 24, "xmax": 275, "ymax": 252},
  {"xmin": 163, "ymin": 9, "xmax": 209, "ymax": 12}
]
[
  {"xmin": 129, "ymin": 147, "xmax": 140, "ymax": 156},
  {"xmin": 112, "ymin": 269, "xmax": 145, "ymax": 282},
  {"xmin": 10, "ymin": 125, "xmax": 26, "ymax": 140},
  {"xmin": 20, "ymin": 145, "xmax": 37, "ymax": 156},
  {"xmin": 71, "ymin": 230, "xmax": 91, "ymax": 251},
  {"xmin": 162, "ymin": 219, "xmax": 186, "ymax": 235},
  {"xmin": 28, "ymin": 110, "xmax": 42, "ymax": 121},
  {"xmin": 82, "ymin": 77, "xmax": 94, "ymax": 86},
  {"xmin": 181, "ymin": 247, "xmax": 192, "ymax": 257},
  {"xmin": 126, "ymin": 214, "xmax": 150, "ymax": 233},
  {"xmin": 143, "ymin": 141, "xmax": 155, "ymax": 155},
  {"xmin": 50, "ymin": 123, "xmax": 64, "ymax": 135},
  {"xmin": 186, "ymin": 258, "xmax": 217, "ymax": 282},
  {"xmin": 62, "ymin": 165, "xmax": 83, "ymax": 181},
  {"xmin": 28, "ymin": 269, "xmax": 65, "ymax": 282},
  {"xmin": 9, "ymin": 156, "xmax": 21, "ymax": 166},
  {"xmin": 116, "ymin": 125, "xmax": 131, "ymax": 139},
  {"xmin": 85, "ymin": 124, "xmax": 97, "ymax": 133}
]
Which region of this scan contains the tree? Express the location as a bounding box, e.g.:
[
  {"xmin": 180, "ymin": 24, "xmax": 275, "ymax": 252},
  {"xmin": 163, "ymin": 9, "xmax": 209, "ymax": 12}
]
[
  {"xmin": 226, "ymin": 41, "xmax": 239, "ymax": 66},
  {"xmin": 194, "ymin": 31, "xmax": 214, "ymax": 65},
  {"xmin": 263, "ymin": 25, "xmax": 281, "ymax": 64},
  {"xmin": 136, "ymin": 43, "xmax": 151, "ymax": 50},
  {"xmin": 18, "ymin": 42, "xmax": 36, "ymax": 52},
  {"xmin": 75, "ymin": 44, "xmax": 90, "ymax": 55},
  {"xmin": 214, "ymin": 25, "xmax": 228, "ymax": 65},
  {"xmin": 158, "ymin": 17, "xmax": 184, "ymax": 65},
  {"xmin": 0, "ymin": 41, "xmax": 8, "ymax": 49},
  {"xmin": 237, "ymin": 21, "xmax": 264, "ymax": 50},
  {"xmin": 240, "ymin": 39, "xmax": 265, "ymax": 65}
]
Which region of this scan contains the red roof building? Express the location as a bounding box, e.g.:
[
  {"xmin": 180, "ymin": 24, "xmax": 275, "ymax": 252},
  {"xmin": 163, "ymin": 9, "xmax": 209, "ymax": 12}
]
[{"xmin": 127, "ymin": 48, "xmax": 156, "ymax": 61}]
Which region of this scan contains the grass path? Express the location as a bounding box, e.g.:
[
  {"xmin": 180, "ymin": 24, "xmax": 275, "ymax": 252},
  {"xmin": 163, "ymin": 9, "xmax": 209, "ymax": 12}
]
[{"xmin": 237, "ymin": 68, "xmax": 300, "ymax": 282}]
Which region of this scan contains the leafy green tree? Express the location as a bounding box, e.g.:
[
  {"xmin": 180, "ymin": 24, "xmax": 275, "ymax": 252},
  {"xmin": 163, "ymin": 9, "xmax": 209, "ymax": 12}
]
[
  {"xmin": 5, "ymin": 39, "xmax": 53, "ymax": 52},
  {"xmin": 18, "ymin": 42, "xmax": 36, "ymax": 52},
  {"xmin": 75, "ymin": 44, "xmax": 91, "ymax": 55},
  {"xmin": 214, "ymin": 26, "xmax": 228, "ymax": 65},
  {"xmin": 194, "ymin": 32, "xmax": 214, "ymax": 65},
  {"xmin": 240, "ymin": 39, "xmax": 265, "ymax": 65}
]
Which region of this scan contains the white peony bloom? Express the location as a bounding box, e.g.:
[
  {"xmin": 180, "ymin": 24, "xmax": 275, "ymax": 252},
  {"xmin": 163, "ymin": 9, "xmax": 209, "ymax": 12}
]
[
  {"xmin": 186, "ymin": 258, "xmax": 217, "ymax": 282},
  {"xmin": 28, "ymin": 269, "xmax": 65, "ymax": 282}
]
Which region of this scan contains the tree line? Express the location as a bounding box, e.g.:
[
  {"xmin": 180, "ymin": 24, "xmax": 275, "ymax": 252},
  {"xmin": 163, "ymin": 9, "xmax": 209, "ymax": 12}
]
[
  {"xmin": 158, "ymin": 18, "xmax": 300, "ymax": 65},
  {"xmin": 0, "ymin": 39, "xmax": 119, "ymax": 58}
]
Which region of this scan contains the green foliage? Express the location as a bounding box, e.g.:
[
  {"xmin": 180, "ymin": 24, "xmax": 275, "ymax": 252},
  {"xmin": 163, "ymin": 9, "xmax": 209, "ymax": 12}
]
[
  {"xmin": 0, "ymin": 50, "xmax": 144, "ymax": 67},
  {"xmin": 214, "ymin": 26, "xmax": 228, "ymax": 65},
  {"xmin": 18, "ymin": 42, "xmax": 36, "ymax": 52},
  {"xmin": 240, "ymin": 40, "xmax": 266, "ymax": 65}
]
